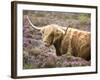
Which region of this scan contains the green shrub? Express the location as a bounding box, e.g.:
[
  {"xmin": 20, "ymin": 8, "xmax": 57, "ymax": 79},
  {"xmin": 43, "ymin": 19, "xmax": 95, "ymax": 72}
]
[{"xmin": 78, "ymin": 14, "xmax": 90, "ymax": 25}]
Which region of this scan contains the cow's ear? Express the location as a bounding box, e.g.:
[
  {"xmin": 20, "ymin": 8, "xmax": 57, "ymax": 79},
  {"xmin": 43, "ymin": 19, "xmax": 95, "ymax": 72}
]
[{"xmin": 61, "ymin": 27, "xmax": 66, "ymax": 31}]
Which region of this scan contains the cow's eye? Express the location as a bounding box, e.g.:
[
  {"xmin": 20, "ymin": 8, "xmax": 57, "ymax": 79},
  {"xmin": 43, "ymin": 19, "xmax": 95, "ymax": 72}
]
[
  {"xmin": 42, "ymin": 31, "xmax": 44, "ymax": 34},
  {"xmin": 40, "ymin": 30, "xmax": 44, "ymax": 34}
]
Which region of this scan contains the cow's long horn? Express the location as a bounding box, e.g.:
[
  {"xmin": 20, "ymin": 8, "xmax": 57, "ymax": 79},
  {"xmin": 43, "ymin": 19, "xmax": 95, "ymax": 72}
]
[{"xmin": 26, "ymin": 16, "xmax": 42, "ymax": 30}]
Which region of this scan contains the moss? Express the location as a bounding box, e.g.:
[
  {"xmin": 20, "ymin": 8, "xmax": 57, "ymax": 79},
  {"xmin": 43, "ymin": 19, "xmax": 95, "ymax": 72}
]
[
  {"xmin": 23, "ymin": 64, "xmax": 33, "ymax": 69},
  {"xmin": 78, "ymin": 14, "xmax": 90, "ymax": 25}
]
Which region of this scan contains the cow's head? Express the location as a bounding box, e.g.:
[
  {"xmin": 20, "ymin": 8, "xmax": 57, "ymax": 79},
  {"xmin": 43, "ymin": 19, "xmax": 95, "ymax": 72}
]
[
  {"xmin": 27, "ymin": 16, "xmax": 65, "ymax": 47},
  {"xmin": 41, "ymin": 24, "xmax": 65, "ymax": 47}
]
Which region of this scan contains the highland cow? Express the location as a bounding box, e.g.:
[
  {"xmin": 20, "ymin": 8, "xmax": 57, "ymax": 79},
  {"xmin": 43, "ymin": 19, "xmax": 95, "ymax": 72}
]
[{"xmin": 27, "ymin": 16, "xmax": 91, "ymax": 61}]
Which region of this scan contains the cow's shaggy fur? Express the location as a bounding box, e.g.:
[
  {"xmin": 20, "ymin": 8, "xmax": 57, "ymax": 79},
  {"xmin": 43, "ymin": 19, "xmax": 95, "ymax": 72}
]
[{"xmin": 41, "ymin": 24, "xmax": 91, "ymax": 61}]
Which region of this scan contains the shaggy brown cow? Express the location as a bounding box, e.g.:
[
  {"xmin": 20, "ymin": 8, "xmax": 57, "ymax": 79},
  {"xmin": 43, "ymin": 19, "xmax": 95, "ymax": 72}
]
[{"xmin": 27, "ymin": 16, "xmax": 91, "ymax": 61}]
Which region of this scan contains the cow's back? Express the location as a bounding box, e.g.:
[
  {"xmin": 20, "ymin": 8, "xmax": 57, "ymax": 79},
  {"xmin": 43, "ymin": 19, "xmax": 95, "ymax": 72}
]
[{"xmin": 61, "ymin": 28, "xmax": 91, "ymax": 61}]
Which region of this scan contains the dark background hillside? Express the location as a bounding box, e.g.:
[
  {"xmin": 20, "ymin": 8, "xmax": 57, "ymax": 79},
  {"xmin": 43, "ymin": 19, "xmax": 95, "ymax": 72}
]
[{"xmin": 24, "ymin": 10, "xmax": 91, "ymax": 31}]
